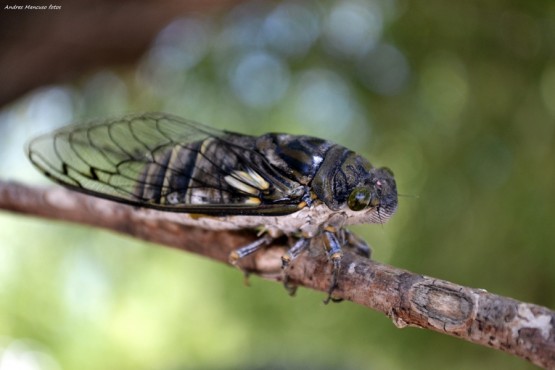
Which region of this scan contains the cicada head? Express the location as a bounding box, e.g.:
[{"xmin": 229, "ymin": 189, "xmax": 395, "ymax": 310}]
[
  {"xmin": 312, "ymin": 148, "xmax": 398, "ymax": 224},
  {"xmin": 346, "ymin": 166, "xmax": 398, "ymax": 223}
]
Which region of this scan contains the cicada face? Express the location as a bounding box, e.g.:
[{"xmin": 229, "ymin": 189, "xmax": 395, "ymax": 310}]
[{"xmin": 309, "ymin": 148, "xmax": 398, "ymax": 225}]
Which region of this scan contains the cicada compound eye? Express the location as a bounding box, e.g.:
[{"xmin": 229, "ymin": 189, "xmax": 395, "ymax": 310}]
[{"xmin": 347, "ymin": 187, "xmax": 371, "ymax": 211}]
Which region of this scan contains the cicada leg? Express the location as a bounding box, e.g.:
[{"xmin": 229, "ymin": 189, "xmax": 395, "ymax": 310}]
[
  {"xmin": 281, "ymin": 237, "xmax": 311, "ymax": 296},
  {"xmin": 322, "ymin": 230, "xmax": 343, "ymax": 304},
  {"xmin": 321, "ymin": 229, "xmax": 372, "ymax": 304},
  {"xmin": 229, "ymin": 234, "xmax": 274, "ymax": 285}
]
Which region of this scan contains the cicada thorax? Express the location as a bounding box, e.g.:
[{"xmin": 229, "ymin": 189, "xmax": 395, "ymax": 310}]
[
  {"xmin": 255, "ymin": 132, "xmax": 378, "ymax": 211},
  {"xmin": 254, "ymin": 133, "xmax": 397, "ymax": 216},
  {"xmin": 254, "ymin": 133, "xmax": 334, "ymax": 185}
]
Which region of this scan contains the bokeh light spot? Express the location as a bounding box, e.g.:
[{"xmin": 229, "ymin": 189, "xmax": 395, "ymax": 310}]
[
  {"xmin": 357, "ymin": 43, "xmax": 410, "ymax": 96},
  {"xmin": 323, "ymin": 0, "xmax": 383, "ymax": 57},
  {"xmin": 262, "ymin": 2, "xmax": 320, "ymax": 58},
  {"xmin": 151, "ymin": 17, "xmax": 211, "ymax": 72},
  {"xmin": 83, "ymin": 71, "xmax": 129, "ymax": 115},
  {"xmin": 293, "ymin": 69, "xmax": 357, "ymax": 136},
  {"xmin": 229, "ymin": 51, "xmax": 290, "ymax": 108},
  {"xmin": 419, "ymin": 53, "xmax": 469, "ymax": 124}
]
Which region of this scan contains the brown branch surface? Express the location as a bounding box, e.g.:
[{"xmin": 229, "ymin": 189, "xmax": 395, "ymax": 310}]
[{"xmin": 1, "ymin": 180, "xmax": 555, "ymax": 368}]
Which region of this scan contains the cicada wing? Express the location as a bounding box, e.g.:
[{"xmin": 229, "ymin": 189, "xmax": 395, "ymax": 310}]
[
  {"xmin": 28, "ymin": 112, "xmax": 214, "ymax": 200},
  {"xmin": 27, "ymin": 112, "xmax": 302, "ymax": 215}
]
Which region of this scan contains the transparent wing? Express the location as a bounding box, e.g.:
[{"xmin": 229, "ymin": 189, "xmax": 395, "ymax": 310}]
[{"xmin": 27, "ymin": 112, "xmax": 302, "ymax": 215}]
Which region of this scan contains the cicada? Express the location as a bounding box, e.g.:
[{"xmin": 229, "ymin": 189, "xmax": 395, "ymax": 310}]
[{"xmin": 28, "ymin": 112, "xmax": 398, "ymax": 302}]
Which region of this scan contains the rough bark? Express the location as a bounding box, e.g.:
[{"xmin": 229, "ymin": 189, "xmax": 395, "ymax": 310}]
[{"xmin": 1, "ymin": 180, "xmax": 554, "ymax": 368}]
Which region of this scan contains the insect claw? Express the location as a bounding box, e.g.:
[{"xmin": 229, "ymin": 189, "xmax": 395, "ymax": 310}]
[
  {"xmin": 283, "ymin": 279, "xmax": 298, "ymax": 296},
  {"xmin": 242, "ymin": 270, "xmax": 251, "ymax": 287}
]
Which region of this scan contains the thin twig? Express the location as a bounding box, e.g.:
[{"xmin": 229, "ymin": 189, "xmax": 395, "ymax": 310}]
[{"xmin": 1, "ymin": 180, "xmax": 554, "ymax": 368}]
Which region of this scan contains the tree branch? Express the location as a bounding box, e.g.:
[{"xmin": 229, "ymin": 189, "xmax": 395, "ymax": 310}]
[{"xmin": 1, "ymin": 180, "xmax": 554, "ymax": 368}]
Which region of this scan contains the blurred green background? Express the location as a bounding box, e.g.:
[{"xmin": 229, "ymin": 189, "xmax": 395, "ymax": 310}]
[{"xmin": 1, "ymin": 0, "xmax": 555, "ymax": 369}]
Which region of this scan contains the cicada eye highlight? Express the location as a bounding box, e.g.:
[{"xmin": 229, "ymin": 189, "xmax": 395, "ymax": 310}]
[{"xmin": 347, "ymin": 187, "xmax": 371, "ymax": 211}]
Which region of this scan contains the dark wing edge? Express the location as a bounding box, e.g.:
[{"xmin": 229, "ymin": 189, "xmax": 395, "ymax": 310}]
[{"xmin": 27, "ymin": 112, "xmax": 301, "ymax": 216}]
